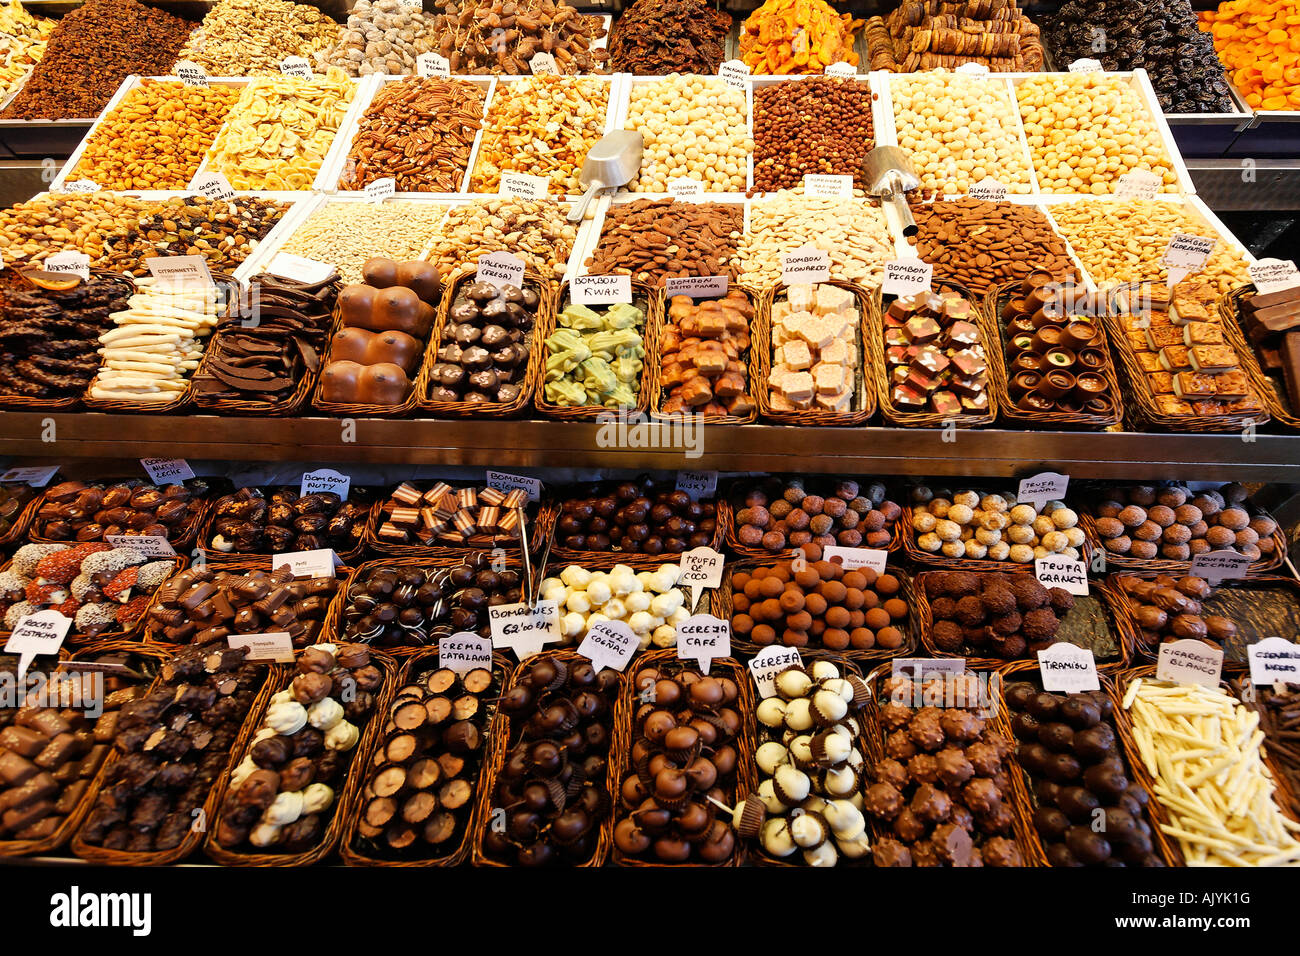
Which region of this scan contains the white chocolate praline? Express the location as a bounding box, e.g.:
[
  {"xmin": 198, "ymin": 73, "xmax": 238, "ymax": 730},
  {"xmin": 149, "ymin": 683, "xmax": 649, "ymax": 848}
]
[
  {"xmin": 302, "ymin": 783, "xmax": 334, "ymax": 814},
  {"xmin": 265, "ymin": 700, "xmax": 308, "ymax": 736},
  {"xmin": 803, "ymin": 842, "xmax": 839, "ymax": 867},
  {"xmin": 561, "ymin": 612, "xmax": 585, "ymax": 639},
  {"xmin": 836, "ymin": 831, "xmax": 872, "ymax": 859},
  {"xmin": 230, "ymin": 756, "xmax": 258, "ymax": 788},
  {"xmin": 824, "ymin": 765, "xmax": 858, "ymax": 797},
  {"xmin": 565, "ymin": 590, "xmax": 591, "ymax": 614},
  {"xmin": 822, "ymin": 677, "xmax": 854, "ymax": 703},
  {"xmin": 757, "ymin": 779, "xmax": 786, "ymax": 814},
  {"xmin": 585, "ymin": 579, "xmax": 613, "ymax": 606},
  {"xmin": 756, "ymin": 741, "xmax": 789, "ymax": 775},
  {"xmin": 252, "ymin": 727, "xmax": 277, "ymax": 743},
  {"xmin": 818, "ymin": 732, "xmax": 853, "ymax": 765},
  {"xmin": 812, "ymin": 689, "xmax": 848, "ymax": 724},
  {"xmin": 625, "ymin": 590, "xmax": 652, "ymax": 613},
  {"xmin": 789, "ymin": 813, "xmax": 827, "ymax": 848},
  {"xmin": 325, "ymin": 719, "xmax": 360, "ymax": 751},
  {"xmin": 650, "ymin": 590, "xmax": 683, "ymax": 617},
  {"xmin": 560, "ymin": 565, "xmax": 592, "ymax": 588},
  {"xmin": 271, "ymin": 689, "xmax": 294, "ymax": 705},
  {"xmin": 627, "ymin": 611, "xmax": 655, "ymax": 636},
  {"xmin": 788, "ymin": 735, "xmax": 814, "ymax": 766},
  {"xmin": 249, "ymin": 822, "xmax": 282, "ymax": 848},
  {"xmin": 650, "ymin": 624, "xmax": 676, "ymax": 648},
  {"xmin": 809, "ymin": 660, "xmax": 841, "ymax": 681},
  {"xmin": 800, "ymin": 795, "xmax": 827, "ymax": 816},
  {"xmin": 307, "ymin": 697, "xmax": 345, "ymax": 731},
  {"xmin": 784, "ymin": 697, "xmax": 814, "ymax": 731},
  {"xmin": 609, "ymin": 567, "xmax": 638, "ymax": 596},
  {"xmin": 823, "ymin": 800, "xmax": 866, "ymax": 839},
  {"xmin": 775, "ymin": 669, "xmax": 812, "ymax": 699},
  {"xmin": 756, "ymin": 697, "xmax": 787, "ymax": 728},
  {"xmin": 773, "ymin": 765, "xmax": 811, "ymax": 805},
  {"xmin": 263, "ymin": 789, "xmax": 305, "ymax": 826},
  {"xmin": 760, "ymin": 818, "xmax": 797, "ymax": 857}
]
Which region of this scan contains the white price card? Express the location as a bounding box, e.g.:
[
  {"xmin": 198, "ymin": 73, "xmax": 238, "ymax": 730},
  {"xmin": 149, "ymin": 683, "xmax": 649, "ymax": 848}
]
[
  {"xmin": 61, "ymin": 179, "xmax": 99, "ymax": 193},
  {"xmin": 882, "ymin": 258, "xmax": 933, "ymax": 297},
  {"xmin": 439, "ymin": 632, "xmax": 494, "ymax": 675},
  {"xmin": 104, "ymin": 534, "xmax": 176, "ymax": 557},
  {"xmin": 498, "ymin": 172, "xmax": 549, "ymax": 200},
  {"xmin": 489, "ymin": 600, "xmax": 562, "ymax": 660},
  {"xmin": 145, "ymin": 254, "xmax": 214, "ymax": 289},
  {"xmin": 1115, "ymin": 169, "xmax": 1162, "ymax": 200},
  {"xmin": 1017, "ymin": 471, "xmax": 1069, "ymax": 509},
  {"xmin": 663, "ymin": 275, "xmax": 727, "ymax": 299},
  {"xmin": 476, "ymin": 251, "xmax": 525, "ymax": 290},
  {"xmin": 300, "ymin": 468, "xmax": 350, "ymax": 501},
  {"xmin": 174, "ymin": 60, "xmax": 209, "ymax": 86},
  {"xmin": 675, "ymin": 470, "xmax": 716, "ymax": 500},
  {"xmin": 272, "ymin": 548, "xmax": 341, "ymax": 579},
  {"xmin": 279, "ymin": 56, "xmax": 313, "ymax": 79},
  {"xmin": 529, "ymin": 52, "xmax": 559, "ymax": 75},
  {"xmin": 417, "ymin": 52, "xmax": 451, "ymax": 77},
  {"xmin": 823, "ymin": 61, "xmax": 856, "ymax": 77},
  {"xmin": 577, "ymin": 620, "xmax": 638, "ymax": 673},
  {"xmin": 748, "ymin": 645, "xmax": 803, "ymax": 698},
  {"xmin": 821, "ymin": 546, "xmax": 888, "ymax": 574},
  {"xmin": 0, "ymin": 465, "xmax": 59, "ymax": 486},
  {"xmin": 570, "ymin": 273, "xmax": 633, "ymax": 305},
  {"xmin": 1248, "ymin": 637, "xmax": 1300, "ymax": 686},
  {"xmin": 1068, "ymin": 58, "xmax": 1103, "ymax": 73},
  {"xmin": 43, "ymin": 251, "xmax": 90, "ymax": 280},
  {"xmin": 486, "ymin": 470, "xmax": 541, "ymax": 503},
  {"xmin": 1249, "ymin": 258, "xmax": 1300, "ymax": 294},
  {"xmin": 955, "ymin": 62, "xmax": 989, "ymax": 75},
  {"xmin": 781, "ymin": 246, "xmax": 831, "ymax": 284},
  {"xmin": 227, "ymin": 632, "xmax": 294, "ymax": 663},
  {"xmin": 676, "ymin": 614, "xmax": 730, "ymax": 675},
  {"xmin": 1161, "ymin": 233, "xmax": 1216, "ymax": 288},
  {"xmin": 1037, "ymin": 643, "xmax": 1099, "ymax": 692},
  {"xmin": 718, "ymin": 58, "xmax": 750, "ymax": 90},
  {"xmin": 267, "ymin": 253, "xmax": 335, "ymax": 286},
  {"xmin": 1189, "ymin": 548, "xmax": 1251, "ymax": 584},
  {"xmin": 802, "ymin": 174, "xmax": 853, "ymax": 198},
  {"xmin": 666, "ymin": 177, "xmax": 703, "ymax": 199},
  {"xmin": 189, "ymin": 171, "xmax": 236, "ymax": 201},
  {"xmin": 1035, "ymin": 555, "xmax": 1089, "ymax": 596},
  {"xmin": 968, "ymin": 177, "xmax": 1007, "ymax": 202},
  {"xmin": 1157, "ymin": 639, "xmax": 1223, "ymax": 689},
  {"xmin": 678, "ymin": 546, "xmax": 724, "ymax": 609},
  {"xmin": 892, "ymin": 657, "xmax": 965, "ymax": 678},
  {"xmin": 365, "ymin": 177, "xmax": 396, "ymax": 203},
  {"xmin": 5, "ymin": 610, "xmax": 72, "ymax": 680},
  {"xmin": 140, "ymin": 457, "xmax": 194, "ymax": 483}
]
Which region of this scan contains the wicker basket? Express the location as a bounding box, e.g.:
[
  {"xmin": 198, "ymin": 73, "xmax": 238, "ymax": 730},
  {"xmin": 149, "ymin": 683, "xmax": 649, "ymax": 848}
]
[
  {"xmin": 0, "ymin": 485, "xmax": 41, "ymax": 548},
  {"xmin": 27, "ymin": 480, "xmax": 214, "ymax": 554},
  {"xmin": 1108, "ymin": 665, "xmax": 1300, "ymax": 866},
  {"xmin": 203, "ymin": 650, "xmax": 397, "ymax": 866},
  {"xmin": 610, "ymin": 649, "xmax": 756, "ymax": 867},
  {"xmin": 195, "ymin": 487, "xmax": 379, "ymax": 567},
  {"xmin": 1219, "ymin": 284, "xmax": 1300, "ymax": 432},
  {"xmin": 364, "ymin": 480, "xmax": 555, "ymax": 560},
  {"xmin": 192, "ymin": 275, "xmax": 340, "ymax": 417},
  {"xmin": 1079, "ymin": 505, "xmax": 1286, "ymax": 577},
  {"xmin": 984, "ymin": 279, "xmax": 1123, "ymax": 430},
  {"xmin": 0, "ymin": 269, "xmax": 136, "ymax": 412},
  {"xmin": 755, "ymin": 280, "xmax": 877, "ymax": 426},
  {"xmin": 81, "ymin": 273, "xmax": 240, "ymax": 415},
  {"xmin": 1102, "ymin": 281, "xmax": 1270, "ymax": 433},
  {"xmin": 860, "ymin": 662, "xmax": 1045, "ymax": 866},
  {"xmin": 867, "ymin": 279, "xmax": 1001, "ymax": 428},
  {"xmin": 995, "ymin": 660, "xmax": 1175, "ymax": 867},
  {"xmin": 534, "ymin": 278, "xmax": 658, "ymax": 421},
  {"xmin": 339, "ymin": 648, "xmax": 514, "ymax": 867},
  {"xmin": 715, "ymin": 557, "xmax": 921, "ymax": 663},
  {"xmin": 722, "ymin": 476, "xmax": 904, "ymax": 560},
  {"xmin": 735, "ymin": 653, "xmax": 871, "ymax": 867},
  {"xmin": 325, "ymin": 554, "xmax": 525, "ymax": 659},
  {"xmin": 70, "ymin": 658, "xmax": 279, "ymax": 865},
  {"xmin": 547, "ymin": 477, "xmax": 725, "ymax": 571},
  {"xmin": 915, "ymin": 570, "xmax": 1129, "ymax": 673},
  {"xmin": 900, "ymin": 499, "xmax": 1096, "ymax": 574},
  {"xmin": 0, "ymin": 643, "xmax": 172, "ymax": 858},
  {"xmin": 1106, "ymin": 570, "xmax": 1300, "ymax": 672},
  {"xmin": 417, "ymin": 266, "xmax": 551, "ymax": 419},
  {"xmin": 650, "ymin": 286, "xmax": 761, "ymax": 426},
  {"xmin": 470, "ymin": 648, "xmax": 628, "ymax": 867}
]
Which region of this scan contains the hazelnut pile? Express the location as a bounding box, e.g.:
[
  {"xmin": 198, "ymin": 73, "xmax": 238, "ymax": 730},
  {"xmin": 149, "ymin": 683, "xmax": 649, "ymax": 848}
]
[
  {"xmin": 216, "ymin": 643, "xmax": 381, "ymax": 854},
  {"xmin": 910, "ymin": 486, "xmax": 1082, "ymax": 564},
  {"xmin": 733, "ymin": 478, "xmax": 901, "ymax": 559},
  {"xmin": 1090, "ymin": 482, "xmax": 1277, "ymax": 563},
  {"xmin": 738, "ymin": 660, "xmax": 872, "ymax": 866},
  {"xmin": 482, "ymin": 655, "xmax": 621, "ymax": 867},
  {"xmin": 731, "ymin": 560, "xmax": 907, "ymax": 653},
  {"xmin": 555, "ymin": 479, "xmax": 717, "ymax": 555},
  {"xmin": 1114, "ymin": 574, "xmax": 1236, "ymax": 653},
  {"xmin": 868, "ymin": 673, "xmax": 1023, "ymax": 867},
  {"xmin": 1006, "ymin": 681, "xmax": 1163, "ymax": 867},
  {"xmin": 33, "ymin": 479, "xmax": 211, "ymax": 544},
  {"xmin": 926, "ymin": 572, "xmax": 1074, "ymax": 660},
  {"xmin": 614, "ymin": 662, "xmax": 741, "ymax": 864}
]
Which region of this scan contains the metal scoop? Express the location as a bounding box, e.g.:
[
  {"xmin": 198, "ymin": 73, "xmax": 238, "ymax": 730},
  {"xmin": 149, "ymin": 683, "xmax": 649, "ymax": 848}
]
[
  {"xmin": 566, "ymin": 130, "xmax": 644, "ymax": 223},
  {"xmin": 862, "ymin": 146, "xmax": 922, "ymax": 238}
]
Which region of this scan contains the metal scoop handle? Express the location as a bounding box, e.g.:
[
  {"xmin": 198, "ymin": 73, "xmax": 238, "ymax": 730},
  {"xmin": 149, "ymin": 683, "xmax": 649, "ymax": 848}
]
[
  {"xmin": 887, "ymin": 191, "xmax": 917, "ymax": 238},
  {"xmin": 567, "ymin": 179, "xmax": 604, "ymax": 223}
]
